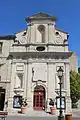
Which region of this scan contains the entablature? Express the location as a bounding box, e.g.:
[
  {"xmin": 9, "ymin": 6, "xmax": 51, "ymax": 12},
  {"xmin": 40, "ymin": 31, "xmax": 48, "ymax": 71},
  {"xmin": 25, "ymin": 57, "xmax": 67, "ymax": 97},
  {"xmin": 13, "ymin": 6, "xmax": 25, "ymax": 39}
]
[
  {"xmin": 10, "ymin": 43, "xmax": 68, "ymax": 53},
  {"xmin": 9, "ymin": 51, "xmax": 72, "ymax": 59}
]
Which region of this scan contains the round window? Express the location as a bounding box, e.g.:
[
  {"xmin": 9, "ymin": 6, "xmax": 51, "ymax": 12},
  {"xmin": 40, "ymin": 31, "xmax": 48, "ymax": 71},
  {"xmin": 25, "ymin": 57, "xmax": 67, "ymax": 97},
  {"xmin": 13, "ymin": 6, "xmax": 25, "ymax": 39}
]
[
  {"xmin": 55, "ymin": 31, "xmax": 59, "ymax": 35},
  {"xmin": 36, "ymin": 46, "xmax": 45, "ymax": 51}
]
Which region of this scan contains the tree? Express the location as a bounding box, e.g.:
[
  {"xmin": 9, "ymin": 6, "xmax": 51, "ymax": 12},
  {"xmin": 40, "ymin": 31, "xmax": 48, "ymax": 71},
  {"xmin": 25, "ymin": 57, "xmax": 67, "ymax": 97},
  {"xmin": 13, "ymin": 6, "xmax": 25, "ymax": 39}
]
[{"xmin": 70, "ymin": 71, "xmax": 80, "ymax": 107}]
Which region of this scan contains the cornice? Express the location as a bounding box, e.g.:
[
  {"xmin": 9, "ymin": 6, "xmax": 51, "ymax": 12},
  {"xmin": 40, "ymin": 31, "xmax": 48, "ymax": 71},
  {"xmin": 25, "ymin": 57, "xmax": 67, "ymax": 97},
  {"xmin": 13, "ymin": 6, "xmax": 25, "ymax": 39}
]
[
  {"xmin": 11, "ymin": 59, "xmax": 70, "ymax": 64},
  {"xmin": 12, "ymin": 43, "xmax": 68, "ymax": 47},
  {"xmin": 9, "ymin": 51, "xmax": 72, "ymax": 58}
]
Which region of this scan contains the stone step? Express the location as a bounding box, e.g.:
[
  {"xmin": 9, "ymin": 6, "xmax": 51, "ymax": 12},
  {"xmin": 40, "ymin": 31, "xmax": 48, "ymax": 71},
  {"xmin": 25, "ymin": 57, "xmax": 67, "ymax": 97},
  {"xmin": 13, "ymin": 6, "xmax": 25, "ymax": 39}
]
[{"xmin": 8, "ymin": 108, "xmax": 57, "ymax": 117}]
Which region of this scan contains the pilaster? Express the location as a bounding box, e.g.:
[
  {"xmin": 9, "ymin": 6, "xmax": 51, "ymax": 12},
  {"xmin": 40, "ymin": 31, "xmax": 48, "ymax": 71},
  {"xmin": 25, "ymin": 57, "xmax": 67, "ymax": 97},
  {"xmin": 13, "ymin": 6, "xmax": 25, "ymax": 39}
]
[
  {"xmin": 30, "ymin": 23, "xmax": 35, "ymax": 43},
  {"xmin": 27, "ymin": 24, "xmax": 31, "ymax": 43},
  {"xmin": 45, "ymin": 24, "xmax": 48, "ymax": 43},
  {"xmin": 48, "ymin": 23, "xmax": 54, "ymax": 43},
  {"xmin": 7, "ymin": 62, "xmax": 16, "ymax": 113},
  {"xmin": 46, "ymin": 63, "xmax": 56, "ymax": 112},
  {"xmin": 65, "ymin": 63, "xmax": 72, "ymax": 113},
  {"xmin": 27, "ymin": 63, "xmax": 33, "ymax": 107},
  {"xmin": 23, "ymin": 63, "xmax": 28, "ymax": 97}
]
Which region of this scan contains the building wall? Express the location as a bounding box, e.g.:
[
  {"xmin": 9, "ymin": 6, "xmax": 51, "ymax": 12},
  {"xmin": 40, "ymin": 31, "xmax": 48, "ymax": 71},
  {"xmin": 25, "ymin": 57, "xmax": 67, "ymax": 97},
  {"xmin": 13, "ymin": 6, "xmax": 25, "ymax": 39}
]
[{"xmin": 69, "ymin": 52, "xmax": 78, "ymax": 72}]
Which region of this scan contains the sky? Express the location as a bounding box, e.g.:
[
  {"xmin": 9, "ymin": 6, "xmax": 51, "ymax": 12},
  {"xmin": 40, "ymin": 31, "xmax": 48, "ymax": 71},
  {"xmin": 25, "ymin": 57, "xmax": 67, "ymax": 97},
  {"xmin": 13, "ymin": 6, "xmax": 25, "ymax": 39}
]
[{"xmin": 0, "ymin": 0, "xmax": 80, "ymax": 67}]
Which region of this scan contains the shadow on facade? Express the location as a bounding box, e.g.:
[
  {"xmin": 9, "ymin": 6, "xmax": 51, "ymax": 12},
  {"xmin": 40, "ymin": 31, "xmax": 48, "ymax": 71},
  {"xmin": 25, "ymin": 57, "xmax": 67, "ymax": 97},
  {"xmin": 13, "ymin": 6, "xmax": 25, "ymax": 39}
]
[{"xmin": 0, "ymin": 87, "xmax": 5, "ymax": 110}]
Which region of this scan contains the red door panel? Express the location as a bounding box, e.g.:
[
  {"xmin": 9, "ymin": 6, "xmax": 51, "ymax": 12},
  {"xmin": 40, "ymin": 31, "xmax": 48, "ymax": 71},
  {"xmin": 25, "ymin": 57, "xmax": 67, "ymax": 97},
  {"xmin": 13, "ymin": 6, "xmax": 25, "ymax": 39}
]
[{"xmin": 33, "ymin": 91, "xmax": 44, "ymax": 110}]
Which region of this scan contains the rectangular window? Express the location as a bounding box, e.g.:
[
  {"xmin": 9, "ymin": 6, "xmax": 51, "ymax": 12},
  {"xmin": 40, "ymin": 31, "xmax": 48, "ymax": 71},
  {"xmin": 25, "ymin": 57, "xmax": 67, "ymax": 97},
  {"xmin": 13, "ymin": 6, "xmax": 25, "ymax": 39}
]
[
  {"xmin": 0, "ymin": 42, "xmax": 3, "ymax": 53},
  {"xmin": 0, "ymin": 76, "xmax": 1, "ymax": 81}
]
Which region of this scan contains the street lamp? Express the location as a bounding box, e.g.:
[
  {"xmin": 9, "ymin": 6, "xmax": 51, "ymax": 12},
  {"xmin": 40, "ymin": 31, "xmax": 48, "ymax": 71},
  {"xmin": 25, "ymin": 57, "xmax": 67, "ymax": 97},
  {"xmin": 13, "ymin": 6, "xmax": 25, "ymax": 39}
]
[{"xmin": 57, "ymin": 66, "xmax": 64, "ymax": 120}]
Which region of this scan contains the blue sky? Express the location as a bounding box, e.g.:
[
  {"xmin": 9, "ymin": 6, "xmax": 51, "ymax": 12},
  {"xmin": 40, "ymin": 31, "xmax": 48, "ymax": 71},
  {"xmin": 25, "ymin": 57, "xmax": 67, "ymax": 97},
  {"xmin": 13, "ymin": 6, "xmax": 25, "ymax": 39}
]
[{"xmin": 0, "ymin": 0, "xmax": 80, "ymax": 67}]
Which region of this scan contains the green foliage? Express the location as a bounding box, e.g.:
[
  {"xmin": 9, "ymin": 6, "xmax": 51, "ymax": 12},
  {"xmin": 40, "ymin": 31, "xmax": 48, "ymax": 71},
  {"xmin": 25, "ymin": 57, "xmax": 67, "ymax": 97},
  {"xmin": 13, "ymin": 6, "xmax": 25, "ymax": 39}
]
[
  {"xmin": 20, "ymin": 97, "xmax": 28, "ymax": 107},
  {"xmin": 49, "ymin": 98, "xmax": 54, "ymax": 106},
  {"xmin": 72, "ymin": 103, "xmax": 78, "ymax": 108},
  {"xmin": 70, "ymin": 71, "xmax": 80, "ymax": 105}
]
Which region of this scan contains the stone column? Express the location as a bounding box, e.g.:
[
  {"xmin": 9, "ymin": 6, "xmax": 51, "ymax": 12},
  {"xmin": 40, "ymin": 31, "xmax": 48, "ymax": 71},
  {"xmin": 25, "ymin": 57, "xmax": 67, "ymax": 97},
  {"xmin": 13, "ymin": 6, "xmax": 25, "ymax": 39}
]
[
  {"xmin": 23, "ymin": 63, "xmax": 28, "ymax": 97},
  {"xmin": 27, "ymin": 63, "xmax": 33, "ymax": 109},
  {"xmin": 30, "ymin": 23, "xmax": 35, "ymax": 43},
  {"xmin": 27, "ymin": 24, "xmax": 31, "ymax": 43},
  {"xmin": 7, "ymin": 62, "xmax": 16, "ymax": 113},
  {"xmin": 46, "ymin": 63, "xmax": 56, "ymax": 112},
  {"xmin": 34, "ymin": 24, "xmax": 36, "ymax": 43},
  {"xmin": 48, "ymin": 23, "xmax": 54, "ymax": 43},
  {"xmin": 65, "ymin": 63, "xmax": 72, "ymax": 113},
  {"xmin": 45, "ymin": 24, "xmax": 48, "ymax": 43}
]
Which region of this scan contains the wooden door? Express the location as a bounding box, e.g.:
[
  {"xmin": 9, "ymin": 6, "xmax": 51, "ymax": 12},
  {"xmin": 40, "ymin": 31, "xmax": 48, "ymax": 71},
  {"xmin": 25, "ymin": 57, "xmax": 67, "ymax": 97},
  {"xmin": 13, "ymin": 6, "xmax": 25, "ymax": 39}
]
[{"xmin": 33, "ymin": 86, "xmax": 45, "ymax": 110}]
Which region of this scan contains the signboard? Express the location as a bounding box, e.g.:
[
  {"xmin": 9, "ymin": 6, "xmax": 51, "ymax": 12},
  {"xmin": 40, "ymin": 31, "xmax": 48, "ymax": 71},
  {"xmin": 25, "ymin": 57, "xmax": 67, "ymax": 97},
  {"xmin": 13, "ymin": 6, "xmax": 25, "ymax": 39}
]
[
  {"xmin": 13, "ymin": 96, "xmax": 22, "ymax": 108},
  {"xmin": 56, "ymin": 96, "xmax": 66, "ymax": 109}
]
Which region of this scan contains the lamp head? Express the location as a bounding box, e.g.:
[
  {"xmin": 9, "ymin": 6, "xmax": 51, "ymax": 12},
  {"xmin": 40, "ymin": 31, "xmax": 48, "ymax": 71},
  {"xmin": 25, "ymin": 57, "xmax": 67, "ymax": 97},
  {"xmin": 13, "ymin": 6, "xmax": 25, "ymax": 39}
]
[{"xmin": 57, "ymin": 66, "xmax": 63, "ymax": 78}]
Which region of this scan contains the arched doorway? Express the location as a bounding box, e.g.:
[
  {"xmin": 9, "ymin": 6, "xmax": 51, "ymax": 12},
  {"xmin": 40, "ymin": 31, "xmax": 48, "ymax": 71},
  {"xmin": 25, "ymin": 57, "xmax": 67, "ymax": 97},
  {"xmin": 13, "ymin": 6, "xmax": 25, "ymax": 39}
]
[
  {"xmin": 0, "ymin": 87, "xmax": 5, "ymax": 110},
  {"xmin": 33, "ymin": 85, "xmax": 45, "ymax": 110}
]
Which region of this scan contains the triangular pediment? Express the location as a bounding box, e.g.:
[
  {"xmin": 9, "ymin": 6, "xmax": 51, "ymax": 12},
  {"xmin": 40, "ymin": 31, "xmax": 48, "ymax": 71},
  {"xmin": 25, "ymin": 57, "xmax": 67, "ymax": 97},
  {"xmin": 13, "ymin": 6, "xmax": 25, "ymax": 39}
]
[
  {"xmin": 26, "ymin": 12, "xmax": 57, "ymax": 22},
  {"xmin": 29, "ymin": 12, "xmax": 53, "ymax": 18}
]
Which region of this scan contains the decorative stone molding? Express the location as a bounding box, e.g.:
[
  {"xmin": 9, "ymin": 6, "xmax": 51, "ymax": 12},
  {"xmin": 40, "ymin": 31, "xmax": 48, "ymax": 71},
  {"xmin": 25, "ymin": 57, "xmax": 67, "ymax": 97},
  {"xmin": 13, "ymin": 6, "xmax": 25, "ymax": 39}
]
[{"xmin": 31, "ymin": 81, "xmax": 47, "ymax": 92}]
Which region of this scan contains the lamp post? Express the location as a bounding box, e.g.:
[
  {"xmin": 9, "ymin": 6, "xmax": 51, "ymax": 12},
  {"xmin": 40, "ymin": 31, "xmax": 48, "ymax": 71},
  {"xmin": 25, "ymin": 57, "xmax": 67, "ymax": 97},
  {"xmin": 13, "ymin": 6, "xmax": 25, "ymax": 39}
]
[{"xmin": 57, "ymin": 66, "xmax": 64, "ymax": 120}]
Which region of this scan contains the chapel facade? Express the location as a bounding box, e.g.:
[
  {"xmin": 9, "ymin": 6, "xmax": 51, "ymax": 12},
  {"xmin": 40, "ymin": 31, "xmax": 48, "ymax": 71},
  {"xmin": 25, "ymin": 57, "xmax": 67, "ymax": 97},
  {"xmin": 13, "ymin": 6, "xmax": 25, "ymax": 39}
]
[{"xmin": 0, "ymin": 13, "xmax": 73, "ymax": 114}]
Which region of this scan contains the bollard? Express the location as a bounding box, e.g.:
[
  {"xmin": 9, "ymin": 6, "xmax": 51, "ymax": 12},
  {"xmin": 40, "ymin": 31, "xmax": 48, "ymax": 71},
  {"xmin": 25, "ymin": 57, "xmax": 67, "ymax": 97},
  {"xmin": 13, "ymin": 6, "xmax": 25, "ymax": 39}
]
[{"xmin": 65, "ymin": 114, "xmax": 72, "ymax": 120}]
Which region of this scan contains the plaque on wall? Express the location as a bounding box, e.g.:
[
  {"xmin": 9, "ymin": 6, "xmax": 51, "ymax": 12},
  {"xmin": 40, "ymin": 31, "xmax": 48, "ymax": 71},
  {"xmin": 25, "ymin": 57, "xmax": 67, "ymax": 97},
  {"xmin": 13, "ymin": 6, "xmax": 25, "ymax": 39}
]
[
  {"xmin": 56, "ymin": 96, "xmax": 66, "ymax": 109},
  {"xmin": 13, "ymin": 96, "xmax": 22, "ymax": 108},
  {"xmin": 16, "ymin": 65, "xmax": 24, "ymax": 71}
]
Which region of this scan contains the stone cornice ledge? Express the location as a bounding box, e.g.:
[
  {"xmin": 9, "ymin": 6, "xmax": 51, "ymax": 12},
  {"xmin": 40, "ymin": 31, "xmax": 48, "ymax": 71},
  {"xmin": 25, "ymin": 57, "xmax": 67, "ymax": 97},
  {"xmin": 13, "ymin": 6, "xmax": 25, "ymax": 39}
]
[
  {"xmin": 11, "ymin": 59, "xmax": 70, "ymax": 64},
  {"xmin": 12, "ymin": 43, "xmax": 68, "ymax": 47}
]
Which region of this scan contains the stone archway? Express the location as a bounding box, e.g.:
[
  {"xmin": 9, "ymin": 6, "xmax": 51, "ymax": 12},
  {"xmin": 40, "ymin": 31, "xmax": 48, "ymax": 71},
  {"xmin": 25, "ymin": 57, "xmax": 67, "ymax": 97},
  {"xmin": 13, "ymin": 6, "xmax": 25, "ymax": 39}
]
[
  {"xmin": 0, "ymin": 87, "xmax": 5, "ymax": 110},
  {"xmin": 33, "ymin": 85, "xmax": 45, "ymax": 110}
]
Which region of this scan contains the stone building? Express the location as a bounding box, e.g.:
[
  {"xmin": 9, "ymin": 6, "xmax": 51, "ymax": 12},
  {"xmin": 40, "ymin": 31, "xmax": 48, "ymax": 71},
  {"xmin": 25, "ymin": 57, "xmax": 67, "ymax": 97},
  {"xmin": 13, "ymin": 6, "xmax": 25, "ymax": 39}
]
[
  {"xmin": 69, "ymin": 52, "xmax": 78, "ymax": 72},
  {"xmin": 0, "ymin": 13, "xmax": 73, "ymax": 114}
]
